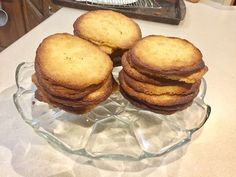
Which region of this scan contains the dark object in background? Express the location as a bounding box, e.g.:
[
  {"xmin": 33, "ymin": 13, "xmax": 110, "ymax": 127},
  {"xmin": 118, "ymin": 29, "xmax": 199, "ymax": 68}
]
[{"xmin": 53, "ymin": 0, "xmax": 186, "ymax": 25}]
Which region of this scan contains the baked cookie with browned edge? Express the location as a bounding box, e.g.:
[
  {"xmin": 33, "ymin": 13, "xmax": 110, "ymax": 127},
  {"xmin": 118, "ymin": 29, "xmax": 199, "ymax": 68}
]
[
  {"xmin": 121, "ymin": 52, "xmax": 178, "ymax": 86},
  {"xmin": 119, "ymin": 71, "xmax": 199, "ymax": 107},
  {"xmin": 128, "ymin": 35, "xmax": 208, "ymax": 83},
  {"xmin": 73, "ymin": 10, "xmax": 142, "ymax": 66},
  {"xmin": 121, "ymin": 70, "xmax": 201, "ymax": 96},
  {"xmin": 33, "ymin": 33, "xmax": 113, "ymax": 114},
  {"xmin": 36, "ymin": 33, "xmax": 113, "ymax": 90},
  {"xmin": 120, "ymin": 88, "xmax": 193, "ymax": 115},
  {"xmin": 33, "ymin": 74, "xmax": 113, "ymax": 107},
  {"xmin": 119, "ymin": 35, "xmax": 208, "ymax": 114},
  {"xmin": 34, "ymin": 69, "xmax": 104, "ymax": 100},
  {"xmin": 35, "ymin": 89, "xmax": 95, "ymax": 114}
]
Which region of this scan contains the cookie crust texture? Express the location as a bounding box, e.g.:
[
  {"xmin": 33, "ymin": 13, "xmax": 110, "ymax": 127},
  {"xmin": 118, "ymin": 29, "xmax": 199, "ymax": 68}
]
[{"xmin": 36, "ymin": 33, "xmax": 113, "ymax": 90}]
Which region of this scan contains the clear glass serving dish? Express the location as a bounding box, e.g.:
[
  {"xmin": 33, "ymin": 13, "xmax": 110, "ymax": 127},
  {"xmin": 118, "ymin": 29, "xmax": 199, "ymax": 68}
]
[{"xmin": 13, "ymin": 62, "xmax": 211, "ymax": 161}]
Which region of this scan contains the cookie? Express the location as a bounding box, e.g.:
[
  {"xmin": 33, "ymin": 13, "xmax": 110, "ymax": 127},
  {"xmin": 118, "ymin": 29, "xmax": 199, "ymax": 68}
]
[
  {"xmin": 122, "ymin": 70, "xmax": 201, "ymax": 96},
  {"xmin": 127, "ymin": 52, "xmax": 208, "ymax": 84},
  {"xmin": 119, "ymin": 71, "xmax": 199, "ymax": 107},
  {"xmin": 120, "ymin": 88, "xmax": 179, "ymax": 115},
  {"xmin": 74, "ymin": 10, "xmax": 141, "ymax": 51},
  {"xmin": 35, "ymin": 89, "xmax": 94, "ymax": 114},
  {"xmin": 73, "ymin": 10, "xmax": 142, "ymax": 66},
  {"xmin": 129, "ymin": 35, "xmax": 205, "ymax": 75},
  {"xmin": 118, "ymin": 36, "xmax": 207, "ymax": 114},
  {"xmin": 121, "ymin": 52, "xmax": 179, "ymax": 86},
  {"xmin": 36, "ymin": 33, "xmax": 113, "ymax": 90},
  {"xmin": 34, "ymin": 67, "xmax": 104, "ymax": 100},
  {"xmin": 33, "ymin": 74, "xmax": 113, "ymax": 107}
]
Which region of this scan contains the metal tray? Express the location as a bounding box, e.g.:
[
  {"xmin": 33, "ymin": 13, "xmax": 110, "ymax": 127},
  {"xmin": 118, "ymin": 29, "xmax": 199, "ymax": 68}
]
[{"xmin": 53, "ymin": 0, "xmax": 186, "ymax": 25}]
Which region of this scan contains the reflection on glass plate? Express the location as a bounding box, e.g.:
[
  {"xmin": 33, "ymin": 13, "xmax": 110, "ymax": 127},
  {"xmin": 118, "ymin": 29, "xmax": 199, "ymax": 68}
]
[{"xmin": 13, "ymin": 62, "xmax": 211, "ymax": 161}]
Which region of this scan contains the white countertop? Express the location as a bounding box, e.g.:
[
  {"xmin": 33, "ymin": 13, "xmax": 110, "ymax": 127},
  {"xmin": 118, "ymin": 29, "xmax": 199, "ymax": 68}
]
[{"xmin": 0, "ymin": 1, "xmax": 236, "ymax": 177}]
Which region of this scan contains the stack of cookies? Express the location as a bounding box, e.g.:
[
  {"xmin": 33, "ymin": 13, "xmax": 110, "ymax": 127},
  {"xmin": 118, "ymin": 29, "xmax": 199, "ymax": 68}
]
[
  {"xmin": 32, "ymin": 33, "xmax": 113, "ymax": 114},
  {"xmin": 119, "ymin": 35, "xmax": 208, "ymax": 114},
  {"xmin": 73, "ymin": 10, "xmax": 142, "ymax": 66}
]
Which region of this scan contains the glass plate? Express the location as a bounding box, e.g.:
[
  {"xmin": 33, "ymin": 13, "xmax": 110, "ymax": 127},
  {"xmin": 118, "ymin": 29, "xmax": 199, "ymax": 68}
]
[{"xmin": 13, "ymin": 62, "xmax": 211, "ymax": 161}]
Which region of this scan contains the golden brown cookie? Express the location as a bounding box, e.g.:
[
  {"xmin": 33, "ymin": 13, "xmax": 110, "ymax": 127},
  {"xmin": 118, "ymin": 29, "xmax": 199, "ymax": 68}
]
[
  {"xmin": 121, "ymin": 52, "xmax": 178, "ymax": 85},
  {"xmin": 34, "ymin": 65, "xmax": 104, "ymax": 100},
  {"xmin": 161, "ymin": 67, "xmax": 208, "ymax": 83},
  {"xmin": 119, "ymin": 71, "xmax": 199, "ymax": 107},
  {"xmin": 129, "ymin": 35, "xmax": 205, "ymax": 75},
  {"xmin": 120, "ymin": 88, "xmax": 181, "ymax": 115},
  {"xmin": 121, "ymin": 88, "xmax": 192, "ymax": 111},
  {"xmin": 127, "ymin": 52, "xmax": 208, "ymax": 84},
  {"xmin": 36, "ymin": 33, "xmax": 113, "ymax": 90},
  {"xmin": 73, "ymin": 10, "xmax": 142, "ymax": 51},
  {"xmin": 33, "ymin": 74, "xmax": 113, "ymax": 107},
  {"xmin": 122, "ymin": 70, "xmax": 201, "ymax": 96},
  {"xmin": 35, "ymin": 90, "xmax": 94, "ymax": 114}
]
